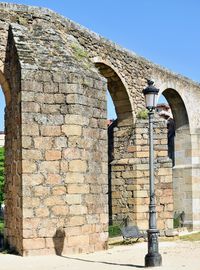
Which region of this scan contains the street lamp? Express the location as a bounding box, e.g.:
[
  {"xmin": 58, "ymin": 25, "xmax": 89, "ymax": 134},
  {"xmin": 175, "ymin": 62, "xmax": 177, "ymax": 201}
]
[{"xmin": 143, "ymin": 80, "xmax": 162, "ymax": 267}]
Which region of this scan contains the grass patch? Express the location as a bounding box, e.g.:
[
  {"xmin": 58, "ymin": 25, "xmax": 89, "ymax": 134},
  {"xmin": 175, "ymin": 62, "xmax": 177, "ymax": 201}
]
[
  {"xmin": 0, "ymin": 218, "xmax": 4, "ymax": 232},
  {"xmin": 109, "ymin": 225, "xmax": 121, "ymax": 238},
  {"xmin": 137, "ymin": 109, "xmax": 148, "ymax": 119},
  {"xmin": 180, "ymin": 232, "xmax": 200, "ymax": 241}
]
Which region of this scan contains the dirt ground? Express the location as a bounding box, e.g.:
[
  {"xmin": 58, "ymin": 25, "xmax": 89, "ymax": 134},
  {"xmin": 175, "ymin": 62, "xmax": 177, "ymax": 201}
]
[{"xmin": 0, "ymin": 240, "xmax": 200, "ymax": 270}]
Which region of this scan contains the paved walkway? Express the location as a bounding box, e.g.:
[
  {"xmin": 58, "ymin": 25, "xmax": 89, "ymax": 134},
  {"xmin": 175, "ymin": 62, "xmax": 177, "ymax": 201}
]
[{"xmin": 0, "ymin": 240, "xmax": 200, "ymax": 270}]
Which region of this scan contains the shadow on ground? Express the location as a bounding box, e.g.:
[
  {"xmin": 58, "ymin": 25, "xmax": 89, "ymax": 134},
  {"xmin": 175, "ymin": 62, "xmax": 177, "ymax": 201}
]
[{"xmin": 62, "ymin": 255, "xmax": 145, "ymax": 268}]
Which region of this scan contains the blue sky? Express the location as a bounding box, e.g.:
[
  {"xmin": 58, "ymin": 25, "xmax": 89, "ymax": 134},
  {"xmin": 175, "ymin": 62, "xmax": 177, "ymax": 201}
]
[{"xmin": 1, "ymin": 0, "xmax": 200, "ymax": 128}]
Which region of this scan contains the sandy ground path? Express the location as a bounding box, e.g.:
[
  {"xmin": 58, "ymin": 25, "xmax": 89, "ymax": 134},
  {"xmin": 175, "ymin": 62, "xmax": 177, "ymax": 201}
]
[{"xmin": 0, "ymin": 240, "xmax": 200, "ymax": 270}]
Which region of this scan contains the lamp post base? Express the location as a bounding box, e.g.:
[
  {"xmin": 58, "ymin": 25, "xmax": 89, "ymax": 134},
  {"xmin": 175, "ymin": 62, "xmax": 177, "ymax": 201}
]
[
  {"xmin": 145, "ymin": 229, "xmax": 162, "ymax": 267},
  {"xmin": 145, "ymin": 252, "xmax": 162, "ymax": 267}
]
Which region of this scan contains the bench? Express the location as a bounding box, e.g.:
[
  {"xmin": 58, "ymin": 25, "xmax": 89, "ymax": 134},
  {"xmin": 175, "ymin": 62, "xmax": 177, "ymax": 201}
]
[{"xmin": 121, "ymin": 225, "xmax": 147, "ymax": 242}]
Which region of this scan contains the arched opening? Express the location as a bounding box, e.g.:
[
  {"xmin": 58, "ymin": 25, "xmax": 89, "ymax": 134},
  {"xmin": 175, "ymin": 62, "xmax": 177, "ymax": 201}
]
[
  {"xmin": 157, "ymin": 94, "xmax": 175, "ymax": 166},
  {"xmin": 95, "ymin": 62, "xmax": 132, "ymax": 126},
  {"xmin": 161, "ymin": 88, "xmax": 192, "ymax": 228},
  {"xmin": 107, "ymin": 90, "xmax": 117, "ymax": 121},
  {"xmin": 95, "ymin": 62, "xmax": 133, "ymax": 225}
]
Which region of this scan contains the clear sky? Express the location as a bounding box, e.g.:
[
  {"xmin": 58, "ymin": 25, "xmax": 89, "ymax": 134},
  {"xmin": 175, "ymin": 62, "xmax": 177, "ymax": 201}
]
[{"xmin": 0, "ymin": 0, "xmax": 200, "ymax": 129}]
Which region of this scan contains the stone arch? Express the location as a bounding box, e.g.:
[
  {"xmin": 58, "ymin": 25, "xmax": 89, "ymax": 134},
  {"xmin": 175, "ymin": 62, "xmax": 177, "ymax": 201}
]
[
  {"xmin": 162, "ymin": 88, "xmax": 192, "ymax": 228},
  {"xmin": 92, "ymin": 57, "xmax": 134, "ymax": 125},
  {"xmin": 162, "ymin": 88, "xmax": 189, "ymax": 130},
  {"xmin": 0, "ymin": 73, "xmax": 11, "ymax": 107},
  {"xmin": 94, "ymin": 60, "xmax": 135, "ymax": 224}
]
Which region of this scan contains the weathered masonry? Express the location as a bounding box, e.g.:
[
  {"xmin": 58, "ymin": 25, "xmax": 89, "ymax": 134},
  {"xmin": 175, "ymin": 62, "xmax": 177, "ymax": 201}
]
[{"xmin": 0, "ymin": 3, "xmax": 200, "ymax": 256}]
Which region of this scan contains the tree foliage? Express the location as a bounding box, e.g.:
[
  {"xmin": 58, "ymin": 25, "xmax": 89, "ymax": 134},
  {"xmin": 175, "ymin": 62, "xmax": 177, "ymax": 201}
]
[{"xmin": 0, "ymin": 147, "xmax": 4, "ymax": 206}]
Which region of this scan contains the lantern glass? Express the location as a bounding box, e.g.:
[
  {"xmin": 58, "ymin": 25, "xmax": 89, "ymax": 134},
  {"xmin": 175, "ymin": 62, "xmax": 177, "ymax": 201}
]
[{"xmin": 144, "ymin": 92, "xmax": 158, "ymax": 110}]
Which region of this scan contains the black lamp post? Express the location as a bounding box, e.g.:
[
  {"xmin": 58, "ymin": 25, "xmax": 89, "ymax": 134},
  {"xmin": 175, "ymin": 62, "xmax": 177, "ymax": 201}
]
[{"xmin": 143, "ymin": 80, "xmax": 162, "ymax": 267}]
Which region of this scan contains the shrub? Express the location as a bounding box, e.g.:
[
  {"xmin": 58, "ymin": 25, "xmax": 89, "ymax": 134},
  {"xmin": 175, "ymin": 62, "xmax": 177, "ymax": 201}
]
[
  {"xmin": 136, "ymin": 109, "xmax": 148, "ymax": 119},
  {"xmin": 109, "ymin": 225, "xmax": 121, "ymax": 238}
]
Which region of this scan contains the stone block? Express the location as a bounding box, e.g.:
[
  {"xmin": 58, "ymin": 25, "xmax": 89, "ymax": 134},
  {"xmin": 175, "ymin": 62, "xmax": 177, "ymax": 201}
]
[
  {"xmin": 45, "ymin": 150, "xmax": 61, "ymax": 161},
  {"xmin": 34, "ymin": 137, "xmax": 53, "ymax": 149},
  {"xmin": 23, "ymin": 238, "xmax": 46, "ymax": 250},
  {"xmin": 23, "ymin": 208, "xmax": 34, "ymax": 218},
  {"xmin": 44, "ymin": 196, "xmax": 65, "ymax": 206},
  {"xmin": 64, "ymin": 172, "xmax": 84, "ymax": 183},
  {"xmin": 51, "ymin": 205, "xmax": 69, "ymax": 216},
  {"xmin": 134, "ymin": 190, "xmax": 148, "ymax": 198},
  {"xmin": 34, "ymin": 186, "xmax": 50, "ymax": 197},
  {"xmin": 100, "ymin": 213, "xmax": 108, "ymax": 223},
  {"xmin": 42, "ymin": 102, "xmax": 61, "ymax": 114},
  {"xmin": 65, "ymin": 115, "xmax": 89, "ymax": 125},
  {"xmin": 157, "ymin": 150, "xmax": 168, "ymax": 157},
  {"xmin": 68, "ymin": 235, "xmax": 89, "ymax": 247},
  {"xmin": 22, "ymin": 136, "xmax": 33, "ymax": 149},
  {"xmin": 22, "ymin": 102, "xmax": 40, "ymax": 113},
  {"xmin": 136, "ymin": 151, "xmax": 149, "ymax": 158},
  {"xmin": 40, "ymin": 126, "xmax": 61, "ymax": 136},
  {"xmin": 46, "ymin": 174, "xmax": 62, "ymax": 185},
  {"xmin": 67, "ymin": 184, "xmax": 89, "ymax": 194},
  {"xmin": 23, "ymin": 218, "xmax": 41, "ymax": 230},
  {"xmin": 23, "ymin": 174, "xmax": 44, "ymax": 186},
  {"xmin": 69, "ymin": 205, "xmax": 87, "ymax": 215},
  {"xmin": 69, "ymin": 216, "xmax": 85, "ymax": 226},
  {"xmin": 23, "ymin": 197, "xmax": 41, "ymax": 208},
  {"xmin": 44, "ymin": 82, "xmax": 59, "ymax": 93},
  {"xmin": 64, "ymin": 226, "xmax": 82, "ymax": 237},
  {"xmin": 23, "ymin": 229, "xmax": 37, "ymax": 239},
  {"xmin": 66, "ymin": 194, "xmax": 82, "ymax": 205},
  {"xmin": 22, "ymin": 160, "xmax": 37, "ymax": 173},
  {"xmin": 22, "ymin": 149, "xmax": 42, "ymax": 160},
  {"xmin": 22, "ymin": 80, "xmax": 43, "ymax": 92},
  {"xmin": 54, "ymin": 137, "xmax": 68, "ymax": 148},
  {"xmin": 39, "ymin": 161, "xmax": 60, "ymax": 174},
  {"xmin": 22, "ymin": 124, "xmax": 39, "ymax": 136},
  {"xmin": 52, "ymin": 186, "xmax": 66, "ymax": 196},
  {"xmin": 69, "ymin": 160, "xmax": 87, "ymax": 172},
  {"xmin": 35, "ymin": 207, "xmax": 50, "ymax": 218},
  {"xmin": 62, "ymin": 148, "xmax": 82, "ymax": 160},
  {"xmin": 23, "ymin": 248, "xmax": 56, "ymax": 256},
  {"xmin": 62, "ymin": 125, "xmax": 82, "ymax": 136}
]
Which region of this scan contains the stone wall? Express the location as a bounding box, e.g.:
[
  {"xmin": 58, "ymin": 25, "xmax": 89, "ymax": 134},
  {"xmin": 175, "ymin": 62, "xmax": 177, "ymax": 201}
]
[
  {"xmin": 109, "ymin": 116, "xmax": 173, "ymax": 231},
  {"xmin": 19, "ymin": 46, "xmax": 108, "ymax": 255},
  {"xmin": 4, "ymin": 27, "xmax": 23, "ymax": 253}
]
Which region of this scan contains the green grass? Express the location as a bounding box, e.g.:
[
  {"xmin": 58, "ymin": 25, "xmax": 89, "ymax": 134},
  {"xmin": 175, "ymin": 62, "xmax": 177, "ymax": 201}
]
[
  {"xmin": 180, "ymin": 232, "xmax": 200, "ymax": 241},
  {"xmin": 173, "ymin": 217, "xmax": 180, "ymax": 228},
  {"xmin": 0, "ymin": 218, "xmax": 4, "ymax": 231},
  {"xmin": 109, "ymin": 225, "xmax": 121, "ymax": 238}
]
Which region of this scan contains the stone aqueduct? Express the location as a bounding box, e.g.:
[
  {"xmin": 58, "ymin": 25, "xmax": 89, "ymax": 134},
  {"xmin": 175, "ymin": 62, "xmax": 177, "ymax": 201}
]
[{"xmin": 0, "ymin": 3, "xmax": 200, "ymax": 255}]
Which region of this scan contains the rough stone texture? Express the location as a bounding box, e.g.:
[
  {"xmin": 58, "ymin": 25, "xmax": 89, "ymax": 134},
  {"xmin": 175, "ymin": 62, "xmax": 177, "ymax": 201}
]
[
  {"xmin": 4, "ymin": 26, "xmax": 23, "ymax": 254},
  {"xmin": 0, "ymin": 2, "xmax": 199, "ymax": 256},
  {"xmin": 108, "ymin": 117, "xmax": 173, "ymax": 230}
]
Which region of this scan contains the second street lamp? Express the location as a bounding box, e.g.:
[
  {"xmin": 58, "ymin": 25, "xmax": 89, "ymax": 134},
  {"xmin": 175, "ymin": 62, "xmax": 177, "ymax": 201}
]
[{"xmin": 143, "ymin": 80, "xmax": 162, "ymax": 267}]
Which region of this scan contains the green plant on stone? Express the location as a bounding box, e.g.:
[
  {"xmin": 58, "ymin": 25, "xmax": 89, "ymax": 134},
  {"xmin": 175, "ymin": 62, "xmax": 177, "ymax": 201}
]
[
  {"xmin": 136, "ymin": 109, "xmax": 148, "ymax": 119},
  {"xmin": 71, "ymin": 42, "xmax": 94, "ymax": 70},
  {"xmin": 71, "ymin": 43, "xmax": 89, "ymax": 60}
]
